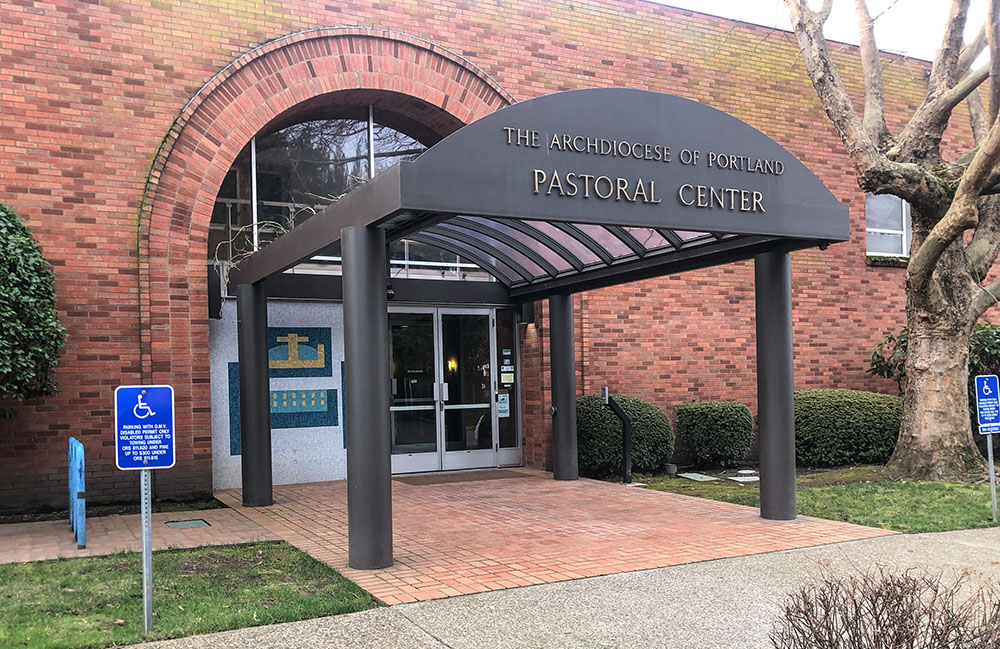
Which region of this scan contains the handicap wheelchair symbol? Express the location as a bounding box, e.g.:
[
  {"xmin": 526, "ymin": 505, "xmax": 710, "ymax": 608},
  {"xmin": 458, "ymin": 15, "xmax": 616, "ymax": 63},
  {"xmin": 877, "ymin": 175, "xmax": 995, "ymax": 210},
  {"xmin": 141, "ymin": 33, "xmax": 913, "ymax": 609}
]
[
  {"xmin": 985, "ymin": 383, "xmax": 994, "ymax": 397},
  {"xmin": 133, "ymin": 390, "xmax": 156, "ymax": 419}
]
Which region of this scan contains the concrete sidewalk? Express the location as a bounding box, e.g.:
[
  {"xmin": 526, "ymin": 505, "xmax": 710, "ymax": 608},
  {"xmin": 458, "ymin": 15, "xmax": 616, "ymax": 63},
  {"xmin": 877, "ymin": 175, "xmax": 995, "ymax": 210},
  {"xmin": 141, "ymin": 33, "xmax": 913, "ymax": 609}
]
[{"xmin": 133, "ymin": 526, "xmax": 1000, "ymax": 649}]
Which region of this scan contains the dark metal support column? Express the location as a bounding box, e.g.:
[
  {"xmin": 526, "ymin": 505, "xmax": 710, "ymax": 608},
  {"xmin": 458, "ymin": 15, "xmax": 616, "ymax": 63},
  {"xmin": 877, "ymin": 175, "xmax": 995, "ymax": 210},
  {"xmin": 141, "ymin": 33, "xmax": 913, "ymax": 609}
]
[
  {"xmin": 549, "ymin": 293, "xmax": 578, "ymax": 480},
  {"xmin": 755, "ymin": 251, "xmax": 796, "ymax": 520},
  {"xmin": 343, "ymin": 225, "xmax": 393, "ymax": 569},
  {"xmin": 236, "ymin": 281, "xmax": 272, "ymax": 506}
]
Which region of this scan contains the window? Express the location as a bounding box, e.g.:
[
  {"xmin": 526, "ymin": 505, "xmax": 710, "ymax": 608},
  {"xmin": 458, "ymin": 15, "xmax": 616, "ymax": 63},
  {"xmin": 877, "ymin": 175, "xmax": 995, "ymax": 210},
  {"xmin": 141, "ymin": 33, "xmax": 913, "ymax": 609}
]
[
  {"xmin": 865, "ymin": 193, "xmax": 911, "ymax": 257},
  {"xmin": 209, "ymin": 105, "xmax": 490, "ymax": 282}
]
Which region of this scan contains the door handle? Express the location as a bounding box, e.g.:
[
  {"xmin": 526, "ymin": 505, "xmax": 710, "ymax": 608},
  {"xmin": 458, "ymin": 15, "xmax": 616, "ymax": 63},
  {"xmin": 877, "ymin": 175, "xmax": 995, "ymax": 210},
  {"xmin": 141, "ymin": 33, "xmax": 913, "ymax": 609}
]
[{"xmin": 441, "ymin": 382, "xmax": 450, "ymax": 402}]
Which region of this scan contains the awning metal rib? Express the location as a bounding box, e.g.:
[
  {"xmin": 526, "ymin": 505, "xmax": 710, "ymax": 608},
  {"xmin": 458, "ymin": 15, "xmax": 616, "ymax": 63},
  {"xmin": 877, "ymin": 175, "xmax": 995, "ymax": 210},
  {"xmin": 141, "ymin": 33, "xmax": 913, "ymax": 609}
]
[
  {"xmin": 605, "ymin": 225, "xmax": 647, "ymax": 258},
  {"xmin": 657, "ymin": 229, "xmax": 684, "ymax": 249}
]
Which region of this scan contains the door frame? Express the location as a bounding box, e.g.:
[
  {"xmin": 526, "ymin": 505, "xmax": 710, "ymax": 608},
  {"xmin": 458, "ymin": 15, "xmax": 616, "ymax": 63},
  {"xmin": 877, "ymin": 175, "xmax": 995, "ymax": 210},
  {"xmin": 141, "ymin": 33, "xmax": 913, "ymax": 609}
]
[
  {"xmin": 388, "ymin": 306, "xmax": 442, "ymax": 474},
  {"xmin": 387, "ymin": 304, "xmax": 522, "ymax": 474},
  {"xmin": 439, "ymin": 306, "xmax": 497, "ymax": 471}
]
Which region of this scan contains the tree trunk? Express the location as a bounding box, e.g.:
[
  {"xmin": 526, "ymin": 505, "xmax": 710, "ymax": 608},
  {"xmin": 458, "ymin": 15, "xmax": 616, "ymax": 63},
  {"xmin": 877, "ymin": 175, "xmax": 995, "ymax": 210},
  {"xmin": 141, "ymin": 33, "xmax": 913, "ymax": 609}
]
[{"xmin": 888, "ymin": 293, "xmax": 986, "ymax": 481}]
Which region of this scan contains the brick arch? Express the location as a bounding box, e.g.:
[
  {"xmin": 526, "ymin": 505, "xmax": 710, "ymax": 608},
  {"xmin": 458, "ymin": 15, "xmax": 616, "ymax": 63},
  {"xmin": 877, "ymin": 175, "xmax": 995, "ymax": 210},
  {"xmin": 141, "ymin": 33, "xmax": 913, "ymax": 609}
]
[{"xmin": 136, "ymin": 27, "xmax": 513, "ymax": 490}]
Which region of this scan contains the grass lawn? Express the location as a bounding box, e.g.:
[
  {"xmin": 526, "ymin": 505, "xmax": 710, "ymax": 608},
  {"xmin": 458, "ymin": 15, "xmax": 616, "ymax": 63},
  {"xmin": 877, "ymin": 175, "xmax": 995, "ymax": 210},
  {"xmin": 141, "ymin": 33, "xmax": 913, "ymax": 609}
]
[
  {"xmin": 644, "ymin": 465, "xmax": 999, "ymax": 533},
  {"xmin": 0, "ymin": 541, "xmax": 377, "ymax": 649}
]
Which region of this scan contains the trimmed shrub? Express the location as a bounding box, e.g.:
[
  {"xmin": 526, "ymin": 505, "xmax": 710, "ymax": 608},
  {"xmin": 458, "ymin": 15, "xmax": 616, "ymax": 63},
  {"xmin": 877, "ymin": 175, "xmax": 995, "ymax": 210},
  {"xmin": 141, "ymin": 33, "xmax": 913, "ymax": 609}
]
[
  {"xmin": 674, "ymin": 401, "xmax": 753, "ymax": 467},
  {"xmin": 576, "ymin": 393, "xmax": 674, "ymax": 478},
  {"xmin": 0, "ymin": 202, "xmax": 65, "ymax": 412},
  {"xmin": 794, "ymin": 389, "xmax": 902, "ymax": 467}
]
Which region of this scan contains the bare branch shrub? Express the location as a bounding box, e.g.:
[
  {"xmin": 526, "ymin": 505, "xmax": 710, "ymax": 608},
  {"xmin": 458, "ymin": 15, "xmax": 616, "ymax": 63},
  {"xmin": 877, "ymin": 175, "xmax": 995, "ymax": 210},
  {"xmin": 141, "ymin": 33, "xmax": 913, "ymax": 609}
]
[{"xmin": 771, "ymin": 568, "xmax": 1000, "ymax": 649}]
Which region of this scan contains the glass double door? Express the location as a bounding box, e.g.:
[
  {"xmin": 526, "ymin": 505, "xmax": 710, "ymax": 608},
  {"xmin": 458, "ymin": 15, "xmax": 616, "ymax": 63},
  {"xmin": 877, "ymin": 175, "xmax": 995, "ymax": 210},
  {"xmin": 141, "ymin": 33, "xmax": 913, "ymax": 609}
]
[{"xmin": 389, "ymin": 307, "xmax": 515, "ymax": 474}]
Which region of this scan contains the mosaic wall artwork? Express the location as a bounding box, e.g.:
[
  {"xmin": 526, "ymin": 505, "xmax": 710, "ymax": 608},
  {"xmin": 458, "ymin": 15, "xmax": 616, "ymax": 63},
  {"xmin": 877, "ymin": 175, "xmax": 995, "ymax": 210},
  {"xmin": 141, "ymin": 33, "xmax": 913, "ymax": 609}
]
[
  {"xmin": 268, "ymin": 327, "xmax": 332, "ymax": 378},
  {"xmin": 228, "ymin": 362, "xmax": 339, "ymax": 455},
  {"xmin": 210, "ymin": 301, "xmax": 347, "ymax": 489}
]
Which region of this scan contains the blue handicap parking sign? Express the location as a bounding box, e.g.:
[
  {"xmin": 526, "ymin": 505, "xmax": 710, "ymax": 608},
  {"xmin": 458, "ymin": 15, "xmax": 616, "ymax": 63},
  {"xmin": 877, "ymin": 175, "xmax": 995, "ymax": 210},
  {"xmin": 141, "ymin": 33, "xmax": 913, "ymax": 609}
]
[
  {"xmin": 115, "ymin": 385, "xmax": 175, "ymax": 470},
  {"xmin": 975, "ymin": 375, "xmax": 1000, "ymax": 434}
]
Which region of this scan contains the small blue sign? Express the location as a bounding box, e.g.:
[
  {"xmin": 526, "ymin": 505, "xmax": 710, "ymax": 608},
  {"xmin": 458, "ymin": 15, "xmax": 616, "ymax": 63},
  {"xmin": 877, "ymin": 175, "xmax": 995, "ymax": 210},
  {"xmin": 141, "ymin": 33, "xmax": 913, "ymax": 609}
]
[
  {"xmin": 975, "ymin": 375, "xmax": 1000, "ymax": 435},
  {"xmin": 115, "ymin": 385, "xmax": 175, "ymax": 470},
  {"xmin": 497, "ymin": 392, "xmax": 510, "ymax": 418}
]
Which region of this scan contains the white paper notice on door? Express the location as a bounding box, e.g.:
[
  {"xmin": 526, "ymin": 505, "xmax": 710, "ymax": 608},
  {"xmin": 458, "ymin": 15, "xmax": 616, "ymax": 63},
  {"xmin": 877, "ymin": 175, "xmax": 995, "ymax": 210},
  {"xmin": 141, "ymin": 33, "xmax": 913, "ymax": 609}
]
[{"xmin": 497, "ymin": 393, "xmax": 510, "ymax": 418}]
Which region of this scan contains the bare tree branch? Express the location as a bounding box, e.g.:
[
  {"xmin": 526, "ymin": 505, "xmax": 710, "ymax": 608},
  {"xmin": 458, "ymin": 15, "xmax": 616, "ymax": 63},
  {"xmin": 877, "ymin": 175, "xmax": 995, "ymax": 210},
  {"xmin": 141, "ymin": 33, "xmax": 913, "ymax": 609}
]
[
  {"xmin": 783, "ymin": 1, "xmax": 880, "ymax": 168},
  {"xmin": 965, "ymin": 195, "xmax": 1000, "ymax": 280},
  {"xmin": 784, "ymin": 0, "xmax": 952, "ymax": 207},
  {"xmin": 967, "ymin": 87, "xmax": 990, "ymax": 144},
  {"xmin": 988, "ymin": 0, "xmax": 1000, "ymax": 122},
  {"xmin": 854, "ymin": 0, "xmax": 891, "ymax": 147},
  {"xmin": 886, "ymin": 0, "xmax": 979, "ymax": 165},
  {"xmin": 910, "ymin": 114, "xmax": 1000, "ymax": 290},
  {"xmin": 928, "ymin": 0, "xmax": 972, "ymax": 92},
  {"xmin": 972, "ymin": 265, "xmax": 1000, "ymax": 314},
  {"xmin": 958, "ymin": 22, "xmax": 987, "ymax": 77},
  {"xmin": 889, "ymin": 65, "xmax": 987, "ymax": 165},
  {"xmin": 817, "ymin": 0, "xmax": 834, "ymax": 22}
]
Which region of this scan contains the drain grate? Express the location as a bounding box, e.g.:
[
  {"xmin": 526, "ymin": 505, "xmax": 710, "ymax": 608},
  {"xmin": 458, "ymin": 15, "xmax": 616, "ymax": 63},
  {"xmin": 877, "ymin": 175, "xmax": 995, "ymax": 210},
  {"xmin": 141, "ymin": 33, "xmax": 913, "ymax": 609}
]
[{"xmin": 164, "ymin": 519, "xmax": 210, "ymax": 529}]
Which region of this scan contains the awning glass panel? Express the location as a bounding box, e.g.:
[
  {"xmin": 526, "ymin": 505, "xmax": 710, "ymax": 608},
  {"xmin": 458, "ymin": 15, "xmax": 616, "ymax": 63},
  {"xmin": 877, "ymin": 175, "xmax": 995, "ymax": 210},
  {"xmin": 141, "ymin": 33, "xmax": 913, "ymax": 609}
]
[
  {"xmin": 573, "ymin": 223, "xmax": 632, "ymax": 258},
  {"xmin": 625, "ymin": 227, "xmax": 671, "ymax": 252},
  {"xmin": 675, "ymin": 230, "xmax": 713, "ymax": 243},
  {"xmin": 518, "ymin": 221, "xmax": 602, "ymax": 266},
  {"xmin": 457, "ymin": 217, "xmax": 574, "ymax": 274}
]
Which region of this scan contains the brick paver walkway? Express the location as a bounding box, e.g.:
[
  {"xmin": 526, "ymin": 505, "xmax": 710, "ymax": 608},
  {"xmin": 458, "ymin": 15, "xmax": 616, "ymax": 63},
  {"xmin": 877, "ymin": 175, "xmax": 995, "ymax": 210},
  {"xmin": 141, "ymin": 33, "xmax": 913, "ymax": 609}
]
[
  {"xmin": 217, "ymin": 469, "xmax": 895, "ymax": 605},
  {"xmin": 0, "ymin": 508, "xmax": 278, "ymax": 564}
]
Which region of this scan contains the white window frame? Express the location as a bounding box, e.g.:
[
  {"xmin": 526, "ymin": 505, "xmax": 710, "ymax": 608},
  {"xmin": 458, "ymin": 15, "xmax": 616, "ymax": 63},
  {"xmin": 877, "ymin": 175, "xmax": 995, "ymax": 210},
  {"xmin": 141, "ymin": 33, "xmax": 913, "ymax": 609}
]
[{"xmin": 865, "ymin": 193, "xmax": 911, "ymax": 258}]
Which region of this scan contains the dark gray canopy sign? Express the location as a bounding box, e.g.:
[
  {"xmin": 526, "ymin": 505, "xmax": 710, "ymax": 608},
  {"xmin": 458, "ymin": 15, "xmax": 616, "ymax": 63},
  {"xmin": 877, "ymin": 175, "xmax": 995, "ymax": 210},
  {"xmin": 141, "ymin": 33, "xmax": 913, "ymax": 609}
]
[
  {"xmin": 242, "ymin": 88, "xmax": 848, "ymax": 297},
  {"xmin": 406, "ymin": 88, "xmax": 845, "ymax": 240}
]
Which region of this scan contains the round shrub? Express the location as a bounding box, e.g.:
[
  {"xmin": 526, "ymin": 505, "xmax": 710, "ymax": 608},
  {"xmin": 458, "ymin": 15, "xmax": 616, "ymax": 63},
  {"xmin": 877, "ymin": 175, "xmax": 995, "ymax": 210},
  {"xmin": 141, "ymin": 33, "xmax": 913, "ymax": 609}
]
[
  {"xmin": 0, "ymin": 202, "xmax": 65, "ymax": 410},
  {"xmin": 794, "ymin": 389, "xmax": 902, "ymax": 467},
  {"xmin": 674, "ymin": 400, "xmax": 753, "ymax": 467},
  {"xmin": 576, "ymin": 393, "xmax": 674, "ymax": 478}
]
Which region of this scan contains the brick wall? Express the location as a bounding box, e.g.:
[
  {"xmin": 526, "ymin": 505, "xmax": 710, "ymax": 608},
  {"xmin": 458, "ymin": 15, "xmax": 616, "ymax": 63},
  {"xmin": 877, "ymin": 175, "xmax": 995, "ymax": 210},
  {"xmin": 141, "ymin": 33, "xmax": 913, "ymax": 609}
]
[{"xmin": 0, "ymin": 0, "xmax": 968, "ymax": 509}]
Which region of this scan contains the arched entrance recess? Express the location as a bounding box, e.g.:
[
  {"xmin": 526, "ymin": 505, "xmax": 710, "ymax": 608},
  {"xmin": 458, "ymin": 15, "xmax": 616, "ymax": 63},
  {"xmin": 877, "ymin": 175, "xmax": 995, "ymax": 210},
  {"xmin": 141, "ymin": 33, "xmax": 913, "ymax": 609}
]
[
  {"xmin": 136, "ymin": 28, "xmax": 514, "ymax": 486},
  {"xmin": 236, "ymin": 88, "xmax": 850, "ymax": 569}
]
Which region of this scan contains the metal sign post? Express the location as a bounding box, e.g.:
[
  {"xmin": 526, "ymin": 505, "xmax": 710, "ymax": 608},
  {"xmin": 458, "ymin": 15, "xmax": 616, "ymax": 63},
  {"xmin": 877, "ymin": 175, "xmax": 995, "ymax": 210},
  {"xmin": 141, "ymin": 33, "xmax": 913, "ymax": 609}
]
[
  {"xmin": 988, "ymin": 435, "xmax": 998, "ymax": 524},
  {"xmin": 140, "ymin": 469, "xmax": 154, "ymax": 631},
  {"xmin": 973, "ymin": 375, "xmax": 999, "ymax": 525},
  {"xmin": 114, "ymin": 385, "xmax": 176, "ymax": 634}
]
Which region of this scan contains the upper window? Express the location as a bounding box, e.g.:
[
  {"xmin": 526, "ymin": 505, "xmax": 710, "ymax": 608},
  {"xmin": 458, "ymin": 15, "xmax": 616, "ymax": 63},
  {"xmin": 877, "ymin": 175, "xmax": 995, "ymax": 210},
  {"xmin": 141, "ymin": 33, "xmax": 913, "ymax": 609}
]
[
  {"xmin": 865, "ymin": 193, "xmax": 911, "ymax": 258},
  {"xmin": 210, "ymin": 110, "xmax": 425, "ymax": 259},
  {"xmin": 208, "ymin": 106, "xmax": 489, "ymax": 282}
]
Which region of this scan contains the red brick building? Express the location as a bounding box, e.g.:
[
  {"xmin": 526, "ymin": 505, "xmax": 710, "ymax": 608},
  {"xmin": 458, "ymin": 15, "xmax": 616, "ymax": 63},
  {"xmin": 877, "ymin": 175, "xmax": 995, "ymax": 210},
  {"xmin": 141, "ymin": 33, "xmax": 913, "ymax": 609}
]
[{"xmin": 0, "ymin": 0, "xmax": 956, "ymax": 511}]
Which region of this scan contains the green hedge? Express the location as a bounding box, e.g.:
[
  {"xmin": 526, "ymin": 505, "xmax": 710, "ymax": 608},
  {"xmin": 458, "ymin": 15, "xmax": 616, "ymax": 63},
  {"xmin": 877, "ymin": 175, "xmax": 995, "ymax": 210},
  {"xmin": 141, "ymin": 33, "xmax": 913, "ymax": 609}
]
[
  {"xmin": 794, "ymin": 389, "xmax": 902, "ymax": 467},
  {"xmin": 576, "ymin": 394, "xmax": 674, "ymax": 478},
  {"xmin": 674, "ymin": 401, "xmax": 753, "ymax": 467}
]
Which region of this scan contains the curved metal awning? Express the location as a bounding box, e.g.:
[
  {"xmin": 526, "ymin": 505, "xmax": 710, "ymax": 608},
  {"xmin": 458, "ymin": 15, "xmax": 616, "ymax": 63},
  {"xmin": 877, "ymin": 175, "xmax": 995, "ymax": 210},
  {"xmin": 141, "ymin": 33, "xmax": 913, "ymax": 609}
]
[{"xmin": 239, "ymin": 88, "xmax": 849, "ymax": 300}]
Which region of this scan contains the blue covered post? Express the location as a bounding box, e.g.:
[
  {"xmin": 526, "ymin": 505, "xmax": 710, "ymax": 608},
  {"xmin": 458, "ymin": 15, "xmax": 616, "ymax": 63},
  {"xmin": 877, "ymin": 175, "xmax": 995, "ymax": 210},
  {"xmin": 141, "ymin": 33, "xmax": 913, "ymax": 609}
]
[{"xmin": 68, "ymin": 437, "xmax": 86, "ymax": 549}]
